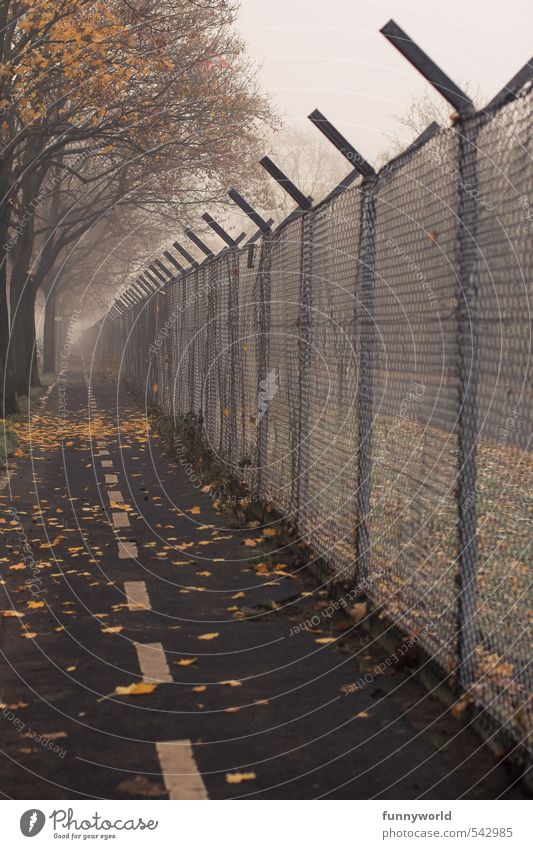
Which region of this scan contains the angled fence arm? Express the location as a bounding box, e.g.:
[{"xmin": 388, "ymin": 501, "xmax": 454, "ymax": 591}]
[
  {"xmin": 380, "ymin": 19, "xmax": 474, "ymax": 116},
  {"xmin": 173, "ymin": 240, "xmax": 199, "ymax": 268},
  {"xmin": 259, "ymin": 156, "xmax": 313, "ymax": 209},
  {"xmin": 184, "ymin": 228, "xmax": 214, "ymax": 258}
]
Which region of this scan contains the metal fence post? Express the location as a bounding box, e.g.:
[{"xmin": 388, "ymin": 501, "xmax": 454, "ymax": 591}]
[
  {"xmin": 255, "ymin": 233, "xmax": 273, "ymax": 499},
  {"xmin": 455, "ymin": 121, "xmax": 480, "ymax": 691},
  {"xmin": 354, "ymin": 185, "xmax": 377, "ymax": 586},
  {"xmin": 227, "ymin": 249, "xmax": 239, "ymax": 466},
  {"xmin": 295, "ymin": 213, "xmax": 314, "ymax": 520}
]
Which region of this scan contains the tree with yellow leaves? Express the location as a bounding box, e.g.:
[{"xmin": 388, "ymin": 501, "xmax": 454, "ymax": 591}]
[{"xmin": 0, "ymin": 0, "xmax": 271, "ymax": 408}]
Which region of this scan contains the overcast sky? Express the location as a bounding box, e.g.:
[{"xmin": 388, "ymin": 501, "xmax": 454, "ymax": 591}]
[{"xmin": 237, "ymin": 0, "xmax": 532, "ymax": 160}]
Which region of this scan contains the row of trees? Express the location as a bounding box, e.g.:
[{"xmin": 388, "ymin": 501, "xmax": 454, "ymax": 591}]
[{"xmin": 0, "ymin": 0, "xmax": 271, "ymax": 413}]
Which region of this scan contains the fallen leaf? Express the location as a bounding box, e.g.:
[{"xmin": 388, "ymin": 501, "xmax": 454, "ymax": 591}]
[
  {"xmin": 356, "ymin": 711, "xmax": 369, "ymax": 718},
  {"xmin": 2, "ymin": 610, "xmax": 24, "ymax": 618},
  {"xmin": 225, "ymin": 772, "xmax": 256, "ymax": 784},
  {"xmin": 198, "ymin": 633, "xmax": 219, "ymax": 641},
  {"xmin": 174, "ymin": 658, "xmax": 197, "ymax": 666},
  {"xmin": 192, "ymin": 685, "xmax": 206, "ymax": 693},
  {"xmin": 188, "ymin": 506, "xmax": 201, "ymax": 515},
  {"xmin": 232, "ymin": 592, "xmax": 245, "ymax": 600},
  {"xmin": 27, "ymin": 601, "xmax": 44, "ymax": 609},
  {"xmin": 102, "ymin": 626, "xmax": 123, "ymax": 634},
  {"xmin": 451, "ymin": 693, "xmax": 473, "ymax": 718},
  {"xmin": 220, "ymin": 680, "xmax": 242, "ymax": 687},
  {"xmin": 262, "ymin": 528, "xmax": 277, "ymax": 537},
  {"xmin": 243, "ymin": 539, "xmax": 257, "ymax": 547},
  {"xmin": 66, "ymin": 666, "xmax": 76, "ymax": 672},
  {"xmin": 224, "ymin": 706, "xmax": 240, "ymax": 713},
  {"xmin": 0, "ymin": 702, "xmax": 28, "ymax": 710},
  {"xmin": 22, "ymin": 632, "xmax": 38, "ymax": 639},
  {"xmin": 117, "ymin": 776, "xmax": 166, "ymax": 797},
  {"xmin": 115, "ymin": 682, "xmax": 157, "ymax": 696},
  {"xmin": 315, "ymin": 637, "xmax": 336, "ymax": 644},
  {"xmin": 350, "ymin": 602, "xmax": 368, "ymax": 623}
]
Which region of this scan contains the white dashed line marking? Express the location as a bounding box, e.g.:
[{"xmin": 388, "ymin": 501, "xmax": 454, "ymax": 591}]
[
  {"xmin": 118, "ymin": 540, "xmax": 138, "ymax": 559},
  {"xmin": 124, "ymin": 581, "xmax": 151, "ymax": 610},
  {"xmin": 105, "ymin": 474, "xmax": 119, "ymax": 485},
  {"xmin": 112, "ymin": 511, "xmax": 130, "ymax": 528},
  {"xmin": 156, "ymin": 741, "xmax": 208, "ymax": 800},
  {"xmin": 134, "ymin": 642, "xmax": 172, "ymax": 684},
  {"xmin": 101, "ymin": 460, "xmax": 114, "ymax": 468},
  {"xmin": 107, "ymin": 490, "xmax": 124, "ymax": 502}
]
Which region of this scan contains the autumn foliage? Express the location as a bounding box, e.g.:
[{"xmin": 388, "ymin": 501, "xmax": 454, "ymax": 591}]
[{"xmin": 0, "ymin": 0, "xmax": 270, "ymax": 410}]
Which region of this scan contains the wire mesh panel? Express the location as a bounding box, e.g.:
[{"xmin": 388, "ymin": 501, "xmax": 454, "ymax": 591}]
[
  {"xmin": 467, "ymin": 83, "xmax": 533, "ymax": 750},
  {"xmin": 261, "ymin": 219, "xmax": 302, "ymax": 517},
  {"xmin": 236, "ymin": 249, "xmax": 261, "ymax": 494},
  {"xmin": 369, "ymin": 130, "xmax": 463, "ymax": 675},
  {"xmin": 301, "ymin": 190, "xmax": 362, "ymax": 580}
]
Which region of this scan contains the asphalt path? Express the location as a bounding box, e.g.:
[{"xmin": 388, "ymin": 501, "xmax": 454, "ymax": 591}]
[{"xmin": 0, "ymin": 358, "xmax": 526, "ymax": 799}]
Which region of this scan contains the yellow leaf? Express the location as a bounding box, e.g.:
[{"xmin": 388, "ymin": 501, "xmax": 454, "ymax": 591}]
[
  {"xmin": 22, "ymin": 632, "xmax": 38, "ymax": 639},
  {"xmin": 223, "ymin": 407, "xmax": 231, "ymax": 416},
  {"xmin": 198, "ymin": 632, "xmax": 219, "ymax": 641},
  {"xmin": 262, "ymin": 528, "xmax": 277, "ymax": 537},
  {"xmin": 10, "ymin": 563, "xmax": 26, "ymax": 571},
  {"xmin": 192, "ymin": 685, "xmax": 206, "ymax": 693},
  {"xmin": 315, "ymin": 637, "xmax": 336, "ymax": 644},
  {"xmin": 66, "ymin": 666, "xmax": 76, "ymax": 672},
  {"xmin": 2, "ymin": 610, "xmax": 24, "ymax": 618},
  {"xmin": 102, "ymin": 626, "xmax": 123, "ymax": 634},
  {"xmin": 243, "ymin": 539, "xmax": 257, "ymax": 547},
  {"xmin": 224, "ymin": 706, "xmax": 240, "ymax": 713},
  {"xmin": 451, "ymin": 693, "xmax": 473, "ymax": 717},
  {"xmin": 220, "ymin": 680, "xmax": 242, "ymax": 687},
  {"xmin": 27, "ymin": 601, "xmax": 44, "ymax": 609},
  {"xmin": 232, "ymin": 592, "xmax": 245, "ymax": 600},
  {"xmin": 225, "ymin": 772, "xmax": 256, "ymax": 784},
  {"xmin": 356, "ymin": 711, "xmax": 369, "ymax": 718},
  {"xmin": 174, "ymin": 658, "xmax": 197, "ymax": 666},
  {"xmin": 115, "ymin": 682, "xmax": 157, "ymax": 696},
  {"xmin": 188, "ymin": 506, "xmax": 201, "ymax": 515}
]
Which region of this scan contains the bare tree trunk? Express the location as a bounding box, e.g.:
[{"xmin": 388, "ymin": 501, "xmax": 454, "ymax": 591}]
[
  {"xmin": 0, "ymin": 168, "xmax": 18, "ymax": 414},
  {"xmin": 43, "ymin": 286, "xmax": 57, "ymax": 374},
  {"xmin": 9, "ymin": 162, "xmax": 42, "ymax": 396}
]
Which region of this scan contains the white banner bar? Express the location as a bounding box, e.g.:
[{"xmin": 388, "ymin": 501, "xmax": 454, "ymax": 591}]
[{"xmin": 4, "ymin": 800, "xmax": 529, "ymax": 847}]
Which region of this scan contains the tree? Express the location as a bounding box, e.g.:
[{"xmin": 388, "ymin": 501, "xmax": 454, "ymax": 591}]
[{"xmin": 1, "ymin": 0, "xmax": 271, "ymax": 409}]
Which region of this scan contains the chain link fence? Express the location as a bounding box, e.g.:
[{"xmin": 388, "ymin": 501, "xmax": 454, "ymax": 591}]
[{"xmin": 90, "ymin": 80, "xmax": 532, "ymax": 765}]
